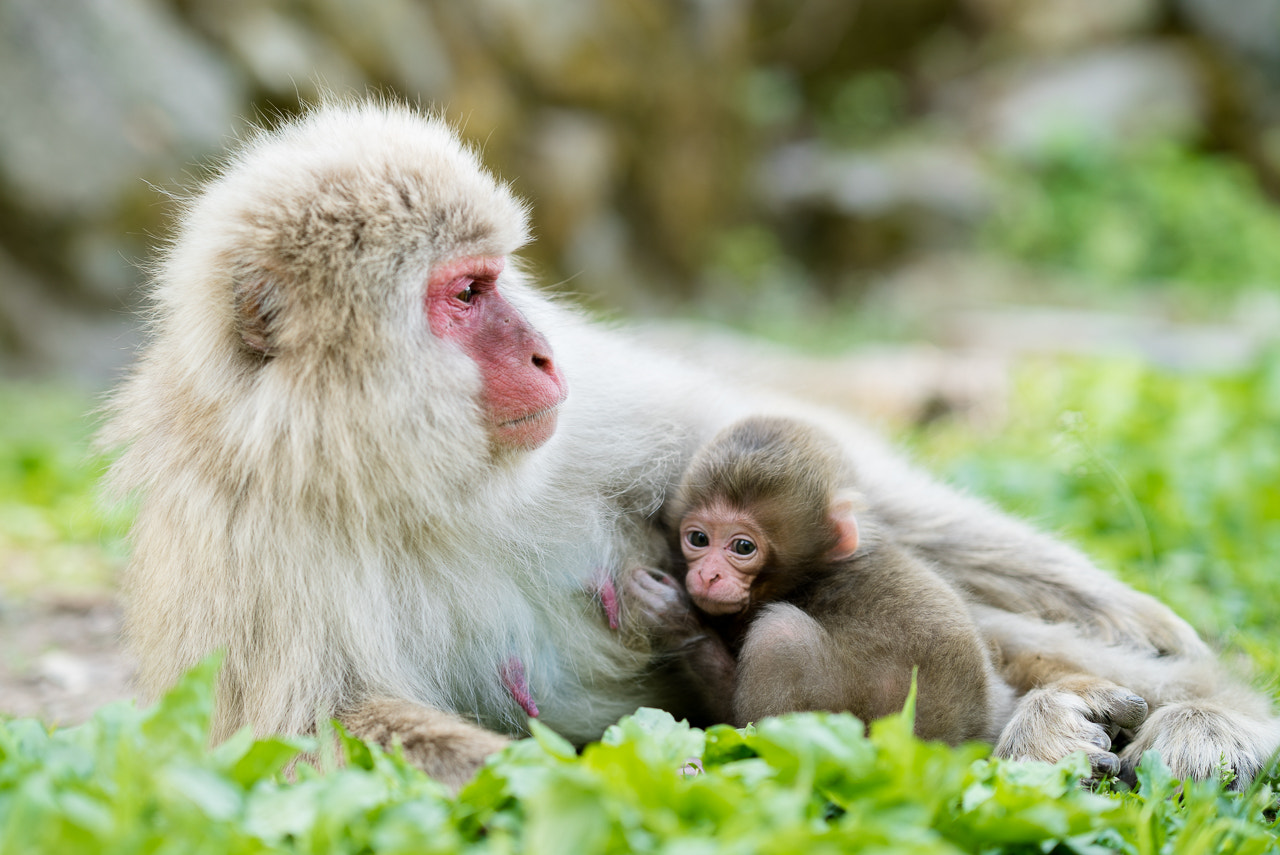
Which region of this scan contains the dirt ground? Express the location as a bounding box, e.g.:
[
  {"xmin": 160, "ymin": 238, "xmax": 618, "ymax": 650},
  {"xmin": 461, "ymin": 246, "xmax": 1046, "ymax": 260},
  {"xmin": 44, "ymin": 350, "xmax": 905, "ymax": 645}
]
[{"xmin": 1, "ymin": 592, "xmax": 135, "ymax": 725}]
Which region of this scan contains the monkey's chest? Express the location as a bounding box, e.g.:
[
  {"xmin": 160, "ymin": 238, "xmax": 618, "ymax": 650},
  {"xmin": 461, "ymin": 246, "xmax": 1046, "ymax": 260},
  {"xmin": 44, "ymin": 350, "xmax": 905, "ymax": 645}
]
[{"xmin": 412, "ymin": 541, "xmax": 661, "ymax": 741}]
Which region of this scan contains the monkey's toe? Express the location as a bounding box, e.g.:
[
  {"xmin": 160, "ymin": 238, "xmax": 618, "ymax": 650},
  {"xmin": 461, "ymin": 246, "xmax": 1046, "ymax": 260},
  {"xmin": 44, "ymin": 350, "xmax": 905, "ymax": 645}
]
[
  {"xmin": 1106, "ymin": 693, "xmax": 1149, "ymax": 730},
  {"xmin": 1087, "ymin": 751, "xmax": 1122, "ymax": 779}
]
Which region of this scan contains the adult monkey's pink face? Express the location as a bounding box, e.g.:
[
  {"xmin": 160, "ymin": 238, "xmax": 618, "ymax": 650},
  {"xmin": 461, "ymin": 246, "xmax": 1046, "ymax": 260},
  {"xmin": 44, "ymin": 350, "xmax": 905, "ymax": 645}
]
[{"xmin": 426, "ymin": 255, "xmax": 567, "ymax": 451}]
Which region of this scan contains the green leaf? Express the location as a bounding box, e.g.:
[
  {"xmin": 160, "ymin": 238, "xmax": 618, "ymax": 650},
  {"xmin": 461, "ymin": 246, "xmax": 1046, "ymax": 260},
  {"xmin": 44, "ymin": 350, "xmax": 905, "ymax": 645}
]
[
  {"xmin": 140, "ymin": 651, "xmax": 223, "ymax": 754},
  {"xmin": 529, "ymin": 717, "xmax": 578, "ymax": 760},
  {"xmin": 164, "ymin": 764, "xmax": 245, "ymax": 821},
  {"xmin": 223, "ymin": 734, "xmax": 307, "ymax": 788},
  {"xmin": 747, "ymin": 712, "xmax": 876, "ymax": 790},
  {"xmin": 243, "ymin": 780, "xmax": 321, "ymax": 842}
]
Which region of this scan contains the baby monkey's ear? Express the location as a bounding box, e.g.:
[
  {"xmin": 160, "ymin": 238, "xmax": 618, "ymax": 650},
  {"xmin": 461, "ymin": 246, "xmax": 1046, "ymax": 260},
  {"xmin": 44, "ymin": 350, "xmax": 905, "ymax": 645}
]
[{"xmin": 826, "ymin": 490, "xmax": 861, "ymax": 562}]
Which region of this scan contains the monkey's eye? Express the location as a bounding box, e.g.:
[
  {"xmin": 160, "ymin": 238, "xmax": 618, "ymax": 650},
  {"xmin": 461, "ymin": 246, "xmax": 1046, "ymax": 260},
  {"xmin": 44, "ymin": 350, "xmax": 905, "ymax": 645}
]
[
  {"xmin": 731, "ymin": 538, "xmax": 756, "ymax": 556},
  {"xmin": 686, "ymin": 530, "xmax": 709, "ymax": 549},
  {"xmin": 454, "ymin": 283, "xmax": 477, "ymax": 304}
]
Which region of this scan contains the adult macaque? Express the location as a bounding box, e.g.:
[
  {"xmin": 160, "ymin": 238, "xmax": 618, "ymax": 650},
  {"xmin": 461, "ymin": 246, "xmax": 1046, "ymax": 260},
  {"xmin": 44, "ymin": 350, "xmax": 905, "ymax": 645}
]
[
  {"xmin": 103, "ymin": 99, "xmax": 1279, "ymax": 789},
  {"xmin": 659, "ymin": 415, "xmax": 1012, "ymax": 743}
]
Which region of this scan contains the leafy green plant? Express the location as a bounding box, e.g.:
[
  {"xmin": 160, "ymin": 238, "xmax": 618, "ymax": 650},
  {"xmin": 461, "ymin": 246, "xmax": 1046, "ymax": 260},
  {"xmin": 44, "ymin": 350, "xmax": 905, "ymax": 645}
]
[{"xmin": 3, "ymin": 657, "xmax": 1277, "ymax": 854}]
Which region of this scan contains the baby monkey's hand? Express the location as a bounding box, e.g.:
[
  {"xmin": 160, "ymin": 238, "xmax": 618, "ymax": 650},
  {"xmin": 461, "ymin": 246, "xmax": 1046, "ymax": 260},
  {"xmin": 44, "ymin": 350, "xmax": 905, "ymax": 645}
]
[{"xmin": 620, "ymin": 566, "xmax": 707, "ymax": 652}]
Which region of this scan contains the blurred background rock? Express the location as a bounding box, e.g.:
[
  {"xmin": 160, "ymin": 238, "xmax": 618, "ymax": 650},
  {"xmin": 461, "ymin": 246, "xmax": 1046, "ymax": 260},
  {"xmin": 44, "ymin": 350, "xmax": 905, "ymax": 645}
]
[{"xmin": 3, "ymin": 0, "xmax": 1280, "ymax": 384}]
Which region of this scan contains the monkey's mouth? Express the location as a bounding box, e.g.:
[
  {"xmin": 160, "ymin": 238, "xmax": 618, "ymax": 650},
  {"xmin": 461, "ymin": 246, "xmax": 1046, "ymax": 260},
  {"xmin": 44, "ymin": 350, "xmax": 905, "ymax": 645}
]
[
  {"xmin": 501, "ymin": 403, "xmax": 560, "ymax": 428},
  {"xmin": 691, "ymin": 595, "xmax": 747, "ymax": 617},
  {"xmin": 494, "ymin": 399, "xmax": 565, "ymax": 450}
]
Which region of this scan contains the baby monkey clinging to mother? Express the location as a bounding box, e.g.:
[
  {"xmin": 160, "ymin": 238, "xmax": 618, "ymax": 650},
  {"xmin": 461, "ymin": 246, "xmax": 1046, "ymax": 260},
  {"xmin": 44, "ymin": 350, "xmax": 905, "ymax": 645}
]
[{"xmin": 660, "ymin": 415, "xmax": 1014, "ymax": 744}]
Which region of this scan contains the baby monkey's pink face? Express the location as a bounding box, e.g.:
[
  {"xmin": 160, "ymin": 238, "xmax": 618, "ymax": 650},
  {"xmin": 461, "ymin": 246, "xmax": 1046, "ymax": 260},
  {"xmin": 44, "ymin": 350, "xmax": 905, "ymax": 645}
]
[{"xmin": 679, "ymin": 502, "xmax": 768, "ymax": 615}]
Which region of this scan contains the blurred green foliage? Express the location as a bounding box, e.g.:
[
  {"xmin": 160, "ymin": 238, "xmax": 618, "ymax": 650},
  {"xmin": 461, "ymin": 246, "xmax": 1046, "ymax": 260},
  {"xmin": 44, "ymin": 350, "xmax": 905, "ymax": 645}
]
[
  {"xmin": 911, "ymin": 351, "xmax": 1280, "ymax": 675},
  {"xmin": 0, "ymin": 385, "xmax": 127, "ymax": 596},
  {"xmin": 986, "ymin": 142, "xmax": 1280, "ymax": 295},
  {"xmin": 4, "ymin": 658, "xmax": 1277, "ymax": 853},
  {"xmin": 816, "ymin": 71, "xmax": 910, "ymax": 147}
]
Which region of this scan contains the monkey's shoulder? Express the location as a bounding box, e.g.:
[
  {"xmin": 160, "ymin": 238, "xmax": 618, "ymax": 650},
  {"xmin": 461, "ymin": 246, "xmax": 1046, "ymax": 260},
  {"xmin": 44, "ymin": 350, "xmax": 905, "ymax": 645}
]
[{"xmin": 792, "ymin": 541, "xmax": 967, "ymax": 621}]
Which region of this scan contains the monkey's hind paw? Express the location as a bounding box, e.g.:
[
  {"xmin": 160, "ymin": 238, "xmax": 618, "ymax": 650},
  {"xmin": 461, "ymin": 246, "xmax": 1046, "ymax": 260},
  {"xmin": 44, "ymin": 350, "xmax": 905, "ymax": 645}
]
[
  {"xmin": 341, "ymin": 697, "xmax": 510, "ymax": 793},
  {"xmin": 1119, "ymin": 698, "xmax": 1280, "ymax": 787},
  {"xmin": 995, "ymin": 680, "xmax": 1149, "ymax": 780}
]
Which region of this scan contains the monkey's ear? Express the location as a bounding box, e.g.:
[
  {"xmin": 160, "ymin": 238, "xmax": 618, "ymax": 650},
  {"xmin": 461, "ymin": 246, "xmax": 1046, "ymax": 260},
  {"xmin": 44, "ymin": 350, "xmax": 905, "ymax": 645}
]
[
  {"xmin": 826, "ymin": 491, "xmax": 861, "ymax": 561},
  {"xmin": 233, "ymin": 272, "xmax": 281, "ymax": 357}
]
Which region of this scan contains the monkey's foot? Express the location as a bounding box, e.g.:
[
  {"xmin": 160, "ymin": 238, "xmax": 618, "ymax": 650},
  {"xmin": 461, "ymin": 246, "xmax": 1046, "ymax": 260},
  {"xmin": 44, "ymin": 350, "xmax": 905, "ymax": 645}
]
[
  {"xmin": 995, "ymin": 676, "xmax": 1148, "ymax": 779},
  {"xmin": 340, "ymin": 697, "xmax": 510, "ymax": 793},
  {"xmin": 1119, "ymin": 697, "xmax": 1280, "ymax": 786}
]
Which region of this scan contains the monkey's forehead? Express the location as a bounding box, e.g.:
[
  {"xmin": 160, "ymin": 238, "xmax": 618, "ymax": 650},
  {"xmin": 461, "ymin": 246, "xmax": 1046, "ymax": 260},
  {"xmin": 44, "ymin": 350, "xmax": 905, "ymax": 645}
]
[{"xmin": 191, "ymin": 100, "xmax": 530, "ymax": 259}]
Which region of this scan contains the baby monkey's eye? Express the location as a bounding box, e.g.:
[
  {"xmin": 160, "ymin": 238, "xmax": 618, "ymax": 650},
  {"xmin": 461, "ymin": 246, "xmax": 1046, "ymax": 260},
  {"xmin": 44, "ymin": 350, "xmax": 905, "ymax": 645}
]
[
  {"xmin": 686, "ymin": 530, "xmax": 710, "ymax": 549},
  {"xmin": 731, "ymin": 538, "xmax": 756, "ymax": 556}
]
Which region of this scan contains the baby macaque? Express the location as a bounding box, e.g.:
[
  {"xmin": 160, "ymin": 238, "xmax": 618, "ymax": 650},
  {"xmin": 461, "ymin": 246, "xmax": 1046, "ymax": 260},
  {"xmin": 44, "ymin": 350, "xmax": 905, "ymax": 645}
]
[{"xmin": 663, "ymin": 415, "xmax": 1011, "ymax": 743}]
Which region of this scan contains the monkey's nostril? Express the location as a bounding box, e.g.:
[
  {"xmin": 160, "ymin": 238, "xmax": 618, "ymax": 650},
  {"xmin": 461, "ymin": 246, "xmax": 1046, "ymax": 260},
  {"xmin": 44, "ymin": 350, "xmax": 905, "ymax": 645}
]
[{"xmin": 532, "ymin": 353, "xmax": 553, "ymax": 372}]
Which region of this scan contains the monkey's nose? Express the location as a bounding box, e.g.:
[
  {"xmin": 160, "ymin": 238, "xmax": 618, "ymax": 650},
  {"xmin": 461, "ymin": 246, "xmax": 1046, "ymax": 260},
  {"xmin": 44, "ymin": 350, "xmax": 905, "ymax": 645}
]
[{"xmin": 532, "ymin": 350, "xmax": 568, "ymax": 401}]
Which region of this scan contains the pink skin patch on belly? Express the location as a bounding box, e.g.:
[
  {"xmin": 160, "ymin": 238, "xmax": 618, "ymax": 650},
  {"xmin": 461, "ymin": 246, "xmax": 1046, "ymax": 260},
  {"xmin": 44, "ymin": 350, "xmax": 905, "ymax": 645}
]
[
  {"xmin": 500, "ymin": 656, "xmax": 539, "ymax": 718},
  {"xmin": 596, "ymin": 575, "xmax": 620, "ymax": 631}
]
